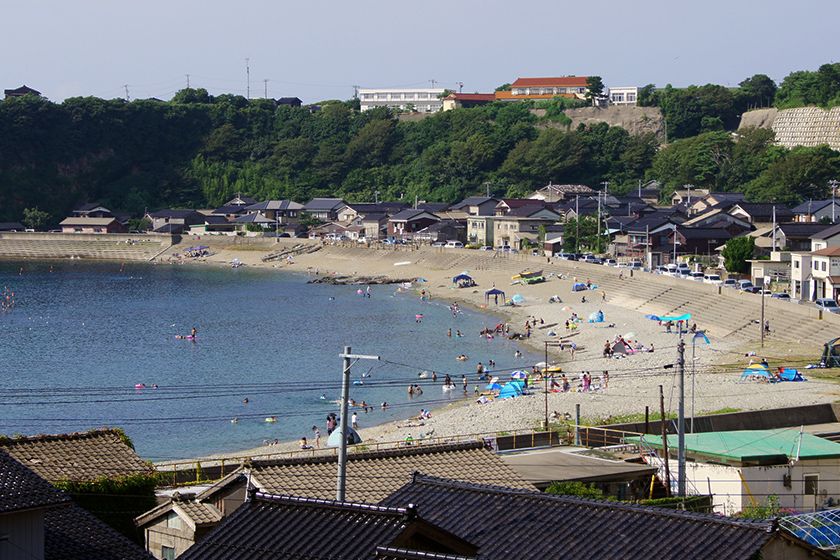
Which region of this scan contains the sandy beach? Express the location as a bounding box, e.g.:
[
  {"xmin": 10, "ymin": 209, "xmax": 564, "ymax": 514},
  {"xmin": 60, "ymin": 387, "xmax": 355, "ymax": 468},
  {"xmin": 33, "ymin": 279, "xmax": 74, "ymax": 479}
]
[{"xmin": 158, "ymin": 241, "xmax": 840, "ymax": 459}]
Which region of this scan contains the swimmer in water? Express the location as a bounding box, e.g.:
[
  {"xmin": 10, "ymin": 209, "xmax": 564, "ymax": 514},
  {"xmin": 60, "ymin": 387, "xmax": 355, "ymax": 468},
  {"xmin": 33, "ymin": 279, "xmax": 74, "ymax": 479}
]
[
  {"xmin": 243, "ymin": 398, "xmax": 249, "ymax": 404},
  {"xmin": 191, "ymin": 327, "xmax": 198, "ymax": 337},
  {"xmin": 320, "ymin": 393, "xmax": 327, "ymax": 400}
]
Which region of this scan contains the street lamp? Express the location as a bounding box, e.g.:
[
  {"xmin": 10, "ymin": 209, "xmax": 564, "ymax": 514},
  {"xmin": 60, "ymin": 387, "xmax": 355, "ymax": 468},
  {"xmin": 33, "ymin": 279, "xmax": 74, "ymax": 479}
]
[{"xmin": 543, "ymin": 340, "xmax": 563, "ymax": 429}]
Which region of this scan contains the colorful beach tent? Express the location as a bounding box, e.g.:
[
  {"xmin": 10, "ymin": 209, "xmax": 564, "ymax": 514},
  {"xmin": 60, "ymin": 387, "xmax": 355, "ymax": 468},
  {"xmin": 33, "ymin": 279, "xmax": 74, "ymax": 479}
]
[
  {"xmin": 326, "ymin": 424, "xmax": 362, "ymax": 447},
  {"xmin": 572, "ymin": 283, "xmax": 587, "ymax": 292},
  {"xmin": 485, "ymin": 382, "xmax": 503, "ymax": 391},
  {"xmin": 510, "ymin": 294, "xmax": 524, "ymax": 304},
  {"xmin": 611, "ymin": 339, "xmax": 631, "ymax": 355},
  {"xmin": 485, "ymin": 288, "xmax": 506, "ymax": 304},
  {"xmin": 510, "ymin": 370, "xmax": 528, "ymax": 380},
  {"xmin": 740, "ymin": 364, "xmax": 771, "ymax": 381},
  {"xmin": 452, "ymin": 273, "xmax": 473, "ymax": 283},
  {"xmin": 498, "ymin": 382, "xmax": 523, "ymax": 399},
  {"xmin": 588, "ymin": 310, "xmax": 605, "ymax": 323},
  {"xmin": 779, "ymin": 368, "xmax": 805, "ymax": 382}
]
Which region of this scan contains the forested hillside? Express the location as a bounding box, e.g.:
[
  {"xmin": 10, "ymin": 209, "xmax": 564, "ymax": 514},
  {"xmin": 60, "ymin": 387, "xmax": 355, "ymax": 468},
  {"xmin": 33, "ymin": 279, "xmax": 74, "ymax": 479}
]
[{"xmin": 3, "ymin": 62, "xmax": 840, "ymax": 224}]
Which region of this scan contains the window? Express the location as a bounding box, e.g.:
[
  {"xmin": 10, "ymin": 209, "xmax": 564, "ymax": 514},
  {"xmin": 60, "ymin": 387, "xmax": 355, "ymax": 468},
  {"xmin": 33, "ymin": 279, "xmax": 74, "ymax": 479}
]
[
  {"xmin": 627, "ymin": 93, "xmax": 637, "ymax": 102},
  {"xmin": 804, "ymin": 474, "xmax": 819, "ymax": 495},
  {"xmin": 795, "ymin": 261, "xmax": 800, "ymax": 269},
  {"xmin": 162, "ymin": 546, "xmax": 176, "ymax": 560},
  {"xmin": 823, "ymin": 261, "xmax": 827, "ymax": 272},
  {"xmin": 165, "ymin": 512, "xmax": 181, "ymax": 530}
]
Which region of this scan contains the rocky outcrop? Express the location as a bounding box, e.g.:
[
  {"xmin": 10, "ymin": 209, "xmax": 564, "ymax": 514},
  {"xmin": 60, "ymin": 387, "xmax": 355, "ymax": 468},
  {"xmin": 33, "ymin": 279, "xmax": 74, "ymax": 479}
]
[{"xmin": 535, "ymin": 106, "xmax": 666, "ymax": 141}]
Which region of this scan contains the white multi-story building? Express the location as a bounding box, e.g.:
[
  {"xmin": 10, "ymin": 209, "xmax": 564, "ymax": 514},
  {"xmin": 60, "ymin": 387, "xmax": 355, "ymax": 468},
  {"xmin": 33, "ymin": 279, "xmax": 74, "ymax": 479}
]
[
  {"xmin": 358, "ymin": 88, "xmax": 445, "ymax": 113},
  {"xmin": 608, "ymin": 86, "xmax": 638, "ymax": 106}
]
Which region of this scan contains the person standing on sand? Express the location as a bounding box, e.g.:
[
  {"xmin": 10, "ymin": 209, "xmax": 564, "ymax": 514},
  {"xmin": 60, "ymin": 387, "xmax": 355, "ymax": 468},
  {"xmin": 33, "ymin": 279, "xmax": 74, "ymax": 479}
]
[
  {"xmin": 312, "ymin": 426, "xmax": 321, "ymax": 448},
  {"xmin": 351, "ymin": 412, "xmax": 359, "ymax": 430}
]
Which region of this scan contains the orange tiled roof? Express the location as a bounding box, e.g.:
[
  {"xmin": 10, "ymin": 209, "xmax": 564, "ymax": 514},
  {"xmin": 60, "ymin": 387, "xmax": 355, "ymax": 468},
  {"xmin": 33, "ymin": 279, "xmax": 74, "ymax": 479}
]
[
  {"xmin": 495, "ymin": 91, "xmax": 577, "ymax": 101},
  {"xmin": 511, "ymin": 76, "xmax": 589, "ymax": 88}
]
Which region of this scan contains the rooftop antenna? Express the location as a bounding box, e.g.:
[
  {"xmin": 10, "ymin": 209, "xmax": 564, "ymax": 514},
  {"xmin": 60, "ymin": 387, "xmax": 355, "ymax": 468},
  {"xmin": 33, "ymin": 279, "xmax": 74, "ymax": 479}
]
[
  {"xmin": 185, "ymin": 74, "xmax": 190, "ymax": 88},
  {"xmin": 245, "ymin": 57, "xmax": 251, "ymax": 99},
  {"xmin": 263, "ymin": 79, "xmax": 269, "ymax": 99},
  {"xmin": 429, "ymin": 79, "xmax": 438, "ymax": 88},
  {"xmin": 123, "ymin": 84, "xmax": 130, "ymax": 101}
]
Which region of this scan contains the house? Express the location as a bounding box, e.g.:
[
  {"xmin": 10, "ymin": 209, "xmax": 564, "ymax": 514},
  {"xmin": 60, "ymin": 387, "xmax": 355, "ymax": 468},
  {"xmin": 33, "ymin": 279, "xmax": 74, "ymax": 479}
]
[
  {"xmin": 541, "ymin": 224, "xmax": 565, "ymax": 257},
  {"xmin": 442, "ymin": 92, "xmax": 496, "ymax": 111},
  {"xmin": 388, "ymin": 209, "xmax": 440, "ymax": 238},
  {"xmin": 59, "ymin": 217, "xmax": 127, "ymax": 234},
  {"xmin": 495, "ymin": 76, "xmax": 590, "ymax": 102},
  {"xmin": 4, "ymin": 85, "xmax": 41, "ymax": 98},
  {"xmin": 413, "ymin": 220, "xmax": 467, "ymax": 244},
  {"xmin": 381, "ymin": 474, "xmax": 831, "ymax": 560},
  {"xmin": 792, "ymin": 199, "xmax": 840, "ymax": 223},
  {"xmin": 0, "ymin": 222, "xmax": 25, "ymax": 232},
  {"xmin": 671, "ymin": 187, "xmax": 710, "ymax": 206},
  {"xmin": 145, "ymin": 209, "xmax": 204, "ymax": 234},
  {"xmin": 681, "ymin": 206, "xmax": 752, "ymax": 231},
  {"xmin": 0, "ymin": 449, "xmax": 152, "ymax": 560},
  {"xmin": 688, "ymin": 192, "xmax": 744, "ymax": 215},
  {"xmin": 361, "ymin": 212, "xmax": 389, "ymax": 241},
  {"xmin": 748, "ymin": 252, "xmax": 792, "ymax": 286},
  {"xmin": 623, "ymin": 213, "xmax": 683, "ymax": 264},
  {"xmin": 494, "ymin": 198, "xmax": 548, "ymax": 216},
  {"xmin": 244, "ymin": 200, "xmax": 304, "ymax": 224},
  {"xmin": 303, "ymin": 198, "xmax": 347, "ymax": 222},
  {"xmin": 71, "ymin": 203, "xmax": 115, "ymax": 218},
  {"xmin": 448, "ymin": 196, "xmax": 499, "ymax": 216},
  {"xmin": 231, "ymin": 212, "xmax": 276, "ymax": 232},
  {"xmin": 187, "ymin": 215, "xmax": 237, "ymax": 235},
  {"xmin": 275, "ymin": 97, "xmax": 302, "ymax": 107},
  {"xmin": 135, "ymin": 441, "xmax": 533, "ymax": 556},
  {"xmin": 179, "ymin": 491, "xmax": 478, "ymax": 560},
  {"xmin": 338, "ymin": 202, "xmax": 409, "ymax": 222},
  {"xmin": 608, "ymin": 86, "xmax": 638, "ymax": 105},
  {"xmin": 805, "ymin": 246, "xmax": 840, "ymax": 301},
  {"xmin": 467, "ymin": 216, "xmax": 495, "ymax": 246},
  {"xmin": 667, "ymin": 227, "xmax": 735, "ymax": 257},
  {"xmin": 791, "ymin": 223, "xmax": 840, "ymax": 300},
  {"xmin": 358, "ymin": 88, "xmax": 446, "ymax": 113},
  {"xmin": 415, "ymin": 202, "xmax": 451, "ymax": 213},
  {"xmin": 529, "ymin": 183, "xmax": 595, "ymax": 203},
  {"xmin": 492, "ymin": 206, "xmax": 561, "ymax": 249},
  {"xmin": 756, "ymin": 222, "xmax": 831, "ymax": 252},
  {"xmin": 634, "ymin": 429, "xmax": 840, "ymax": 516},
  {"xmin": 728, "ymin": 202, "xmax": 794, "ymax": 227}
]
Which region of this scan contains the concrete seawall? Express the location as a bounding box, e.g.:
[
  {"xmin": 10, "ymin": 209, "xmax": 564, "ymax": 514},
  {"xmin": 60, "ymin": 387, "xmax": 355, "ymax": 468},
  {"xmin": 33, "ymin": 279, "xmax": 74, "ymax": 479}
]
[{"xmin": 0, "ymin": 232, "xmax": 175, "ymax": 261}]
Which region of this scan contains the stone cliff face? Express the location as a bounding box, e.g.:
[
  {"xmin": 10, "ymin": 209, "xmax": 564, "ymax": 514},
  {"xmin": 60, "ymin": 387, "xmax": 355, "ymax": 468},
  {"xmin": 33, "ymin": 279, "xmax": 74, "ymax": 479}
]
[
  {"xmin": 533, "ymin": 106, "xmax": 666, "ymax": 141},
  {"xmin": 739, "ymin": 107, "xmax": 840, "ymax": 150}
]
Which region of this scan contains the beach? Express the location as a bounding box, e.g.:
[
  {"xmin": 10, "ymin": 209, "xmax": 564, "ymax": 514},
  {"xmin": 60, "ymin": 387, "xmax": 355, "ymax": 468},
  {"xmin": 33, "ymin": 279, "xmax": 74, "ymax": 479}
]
[{"xmin": 179, "ymin": 240, "xmax": 840, "ymax": 459}]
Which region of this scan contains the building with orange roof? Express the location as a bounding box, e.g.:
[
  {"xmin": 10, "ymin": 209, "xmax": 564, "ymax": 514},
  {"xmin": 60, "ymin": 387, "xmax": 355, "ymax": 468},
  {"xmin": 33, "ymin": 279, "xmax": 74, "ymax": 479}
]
[{"xmin": 495, "ymin": 76, "xmax": 590, "ymax": 101}]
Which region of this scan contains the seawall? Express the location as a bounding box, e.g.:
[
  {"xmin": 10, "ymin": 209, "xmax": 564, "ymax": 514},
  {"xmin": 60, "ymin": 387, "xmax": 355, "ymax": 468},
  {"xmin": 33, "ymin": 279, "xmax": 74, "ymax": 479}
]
[
  {"xmin": 0, "ymin": 232, "xmax": 175, "ymax": 261},
  {"xmin": 739, "ymin": 106, "xmax": 840, "ymax": 150}
]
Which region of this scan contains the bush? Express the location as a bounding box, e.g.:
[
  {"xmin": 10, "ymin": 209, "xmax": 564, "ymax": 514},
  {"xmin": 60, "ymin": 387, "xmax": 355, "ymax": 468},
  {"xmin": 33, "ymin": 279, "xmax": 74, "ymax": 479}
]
[{"xmin": 545, "ymin": 481, "xmax": 607, "ymax": 500}]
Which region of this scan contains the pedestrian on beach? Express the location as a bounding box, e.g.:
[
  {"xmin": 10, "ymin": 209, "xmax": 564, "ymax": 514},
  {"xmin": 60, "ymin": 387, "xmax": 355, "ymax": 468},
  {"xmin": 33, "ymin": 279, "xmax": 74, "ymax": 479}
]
[
  {"xmin": 603, "ymin": 370, "xmax": 609, "ymax": 389},
  {"xmin": 312, "ymin": 426, "xmax": 321, "ymax": 448},
  {"xmin": 569, "ymin": 342, "xmax": 577, "ymax": 360},
  {"xmin": 351, "ymin": 412, "xmax": 359, "ymax": 430}
]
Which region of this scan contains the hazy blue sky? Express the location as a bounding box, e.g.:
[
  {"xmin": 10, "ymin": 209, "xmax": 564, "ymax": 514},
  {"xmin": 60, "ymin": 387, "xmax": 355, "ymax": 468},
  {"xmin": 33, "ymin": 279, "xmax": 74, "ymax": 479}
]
[{"xmin": 2, "ymin": 0, "xmax": 837, "ymax": 102}]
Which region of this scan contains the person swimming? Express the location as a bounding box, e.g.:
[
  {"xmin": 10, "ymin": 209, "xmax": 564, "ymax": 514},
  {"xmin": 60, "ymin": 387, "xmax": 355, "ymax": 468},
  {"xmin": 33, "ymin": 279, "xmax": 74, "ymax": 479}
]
[{"xmin": 320, "ymin": 393, "xmax": 327, "ymax": 400}]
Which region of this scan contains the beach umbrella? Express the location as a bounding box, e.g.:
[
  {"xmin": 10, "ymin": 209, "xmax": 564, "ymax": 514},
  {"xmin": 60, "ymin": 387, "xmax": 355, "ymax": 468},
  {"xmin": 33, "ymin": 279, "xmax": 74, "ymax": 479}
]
[
  {"xmin": 510, "ymin": 370, "xmax": 528, "ymax": 380},
  {"xmin": 485, "ymin": 382, "xmax": 502, "ymax": 391},
  {"xmin": 644, "ymin": 314, "xmax": 661, "ymax": 321},
  {"xmin": 489, "ymin": 376, "xmax": 499, "ymax": 383}
]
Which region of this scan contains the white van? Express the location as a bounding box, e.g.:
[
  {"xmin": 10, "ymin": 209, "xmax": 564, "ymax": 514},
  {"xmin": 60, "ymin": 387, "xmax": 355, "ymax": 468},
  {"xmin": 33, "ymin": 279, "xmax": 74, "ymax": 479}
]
[{"xmin": 444, "ymin": 240, "xmax": 464, "ymax": 249}]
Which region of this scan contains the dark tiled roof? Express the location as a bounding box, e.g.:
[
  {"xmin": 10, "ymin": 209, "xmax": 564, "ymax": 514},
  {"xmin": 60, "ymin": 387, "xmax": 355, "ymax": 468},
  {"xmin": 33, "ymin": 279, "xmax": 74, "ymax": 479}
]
[
  {"xmin": 677, "ymin": 227, "xmax": 735, "ymax": 240},
  {"xmin": 381, "ymin": 475, "xmax": 783, "ymax": 560},
  {"xmin": 449, "ymin": 197, "xmax": 498, "ymax": 210},
  {"xmin": 148, "ymin": 208, "xmax": 200, "ymax": 219},
  {"xmin": 246, "ymin": 200, "xmax": 305, "ymax": 211},
  {"xmin": 778, "ymin": 222, "xmax": 831, "ymax": 237},
  {"xmin": 153, "ymin": 223, "xmax": 185, "ymax": 234},
  {"xmin": 504, "ymin": 206, "xmax": 560, "ymax": 218},
  {"xmin": 0, "ymin": 222, "xmax": 25, "ymax": 231},
  {"xmin": 792, "ymin": 199, "xmax": 834, "ymax": 213},
  {"xmin": 45, "ymin": 503, "xmax": 153, "ymax": 560},
  {"xmin": 179, "ymin": 492, "xmax": 476, "ymax": 560},
  {"xmin": 276, "ymin": 97, "xmax": 302, "ymax": 105},
  {"xmin": 497, "ymin": 199, "xmax": 546, "ymax": 210},
  {"xmin": 812, "ymin": 222, "xmax": 840, "ymax": 239},
  {"xmin": 5, "ymin": 85, "xmax": 41, "ymax": 96},
  {"xmin": 0, "ymin": 429, "xmax": 153, "ymax": 483},
  {"xmin": 627, "ymin": 213, "xmax": 680, "ymax": 232},
  {"xmin": 346, "ymin": 202, "xmax": 410, "ymax": 214},
  {"xmin": 73, "ymin": 202, "xmax": 109, "ymax": 212},
  {"xmin": 0, "ymin": 449, "xmax": 69, "ymax": 514},
  {"xmin": 731, "ymin": 202, "xmax": 794, "ymax": 221},
  {"xmin": 375, "ymin": 547, "xmax": 475, "ymax": 560},
  {"xmin": 416, "ymin": 203, "xmax": 451, "ymax": 212},
  {"xmin": 202, "ymin": 215, "xmax": 230, "ymax": 224},
  {"xmin": 304, "ymin": 198, "xmax": 346, "ymax": 211},
  {"xmin": 244, "ymin": 442, "xmax": 534, "ymax": 503},
  {"xmin": 391, "ymin": 209, "xmax": 439, "ymax": 222},
  {"xmin": 212, "ymin": 204, "xmax": 249, "ymax": 215}
]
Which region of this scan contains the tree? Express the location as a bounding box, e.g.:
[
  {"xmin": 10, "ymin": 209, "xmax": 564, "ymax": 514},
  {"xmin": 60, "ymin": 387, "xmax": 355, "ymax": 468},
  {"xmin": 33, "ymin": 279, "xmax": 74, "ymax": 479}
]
[
  {"xmin": 722, "ymin": 236, "xmax": 755, "ymax": 274},
  {"xmin": 171, "ymin": 88, "xmax": 212, "ymax": 104},
  {"xmin": 637, "ymin": 84, "xmax": 658, "ymax": 107},
  {"xmin": 562, "ymin": 216, "xmax": 604, "ymax": 253},
  {"xmin": 737, "ymin": 74, "xmax": 777, "ymax": 110},
  {"xmin": 495, "ymin": 83, "xmax": 511, "ymax": 92},
  {"xmin": 22, "ymin": 207, "xmax": 50, "ymax": 230},
  {"xmin": 585, "ymin": 76, "xmax": 606, "ymax": 105},
  {"xmin": 546, "ymin": 481, "xmax": 606, "ymax": 500},
  {"xmin": 744, "ymin": 145, "xmax": 840, "ymax": 204}
]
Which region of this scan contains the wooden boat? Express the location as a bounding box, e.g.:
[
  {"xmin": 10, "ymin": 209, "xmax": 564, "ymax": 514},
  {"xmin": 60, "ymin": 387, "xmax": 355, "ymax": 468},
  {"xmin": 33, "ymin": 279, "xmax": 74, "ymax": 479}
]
[{"xmin": 511, "ymin": 269, "xmax": 543, "ymax": 280}]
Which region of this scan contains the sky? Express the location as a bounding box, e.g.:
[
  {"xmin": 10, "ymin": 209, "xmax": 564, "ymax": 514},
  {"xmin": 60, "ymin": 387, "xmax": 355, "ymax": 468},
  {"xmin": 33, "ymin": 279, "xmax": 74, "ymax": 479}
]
[{"xmin": 2, "ymin": 0, "xmax": 838, "ymax": 103}]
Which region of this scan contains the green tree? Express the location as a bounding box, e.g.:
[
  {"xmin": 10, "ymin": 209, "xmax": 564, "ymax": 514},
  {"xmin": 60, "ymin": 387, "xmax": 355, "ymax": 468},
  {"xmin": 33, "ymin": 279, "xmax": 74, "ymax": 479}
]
[
  {"xmin": 737, "ymin": 74, "xmax": 777, "ymax": 110},
  {"xmin": 722, "ymin": 236, "xmax": 755, "ymax": 274},
  {"xmin": 546, "ymin": 481, "xmax": 606, "ymax": 500},
  {"xmin": 171, "ymin": 88, "xmax": 212, "ymax": 104},
  {"xmin": 22, "ymin": 207, "xmax": 50, "ymax": 230},
  {"xmin": 637, "ymin": 84, "xmax": 658, "ymax": 107},
  {"xmin": 585, "ymin": 76, "xmax": 606, "ymax": 104},
  {"xmin": 744, "ymin": 145, "xmax": 840, "ymax": 204},
  {"xmin": 562, "ymin": 215, "xmax": 604, "ymax": 253},
  {"xmin": 775, "ymin": 63, "xmax": 840, "ymax": 108},
  {"xmin": 495, "ymin": 83, "xmax": 512, "ymax": 92}
]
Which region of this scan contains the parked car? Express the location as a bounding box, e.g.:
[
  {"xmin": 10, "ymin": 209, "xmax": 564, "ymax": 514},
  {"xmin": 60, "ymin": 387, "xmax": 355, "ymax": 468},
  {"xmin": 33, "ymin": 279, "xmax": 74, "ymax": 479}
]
[
  {"xmin": 703, "ymin": 274, "xmax": 723, "ymax": 285},
  {"xmin": 444, "ymin": 240, "xmax": 464, "ymax": 249},
  {"xmin": 816, "ymin": 298, "xmax": 840, "ymax": 314},
  {"xmin": 771, "ymin": 293, "xmax": 791, "ymax": 301},
  {"xmin": 654, "ymin": 265, "xmax": 668, "ymax": 275},
  {"xmin": 499, "ymin": 245, "xmax": 512, "ymax": 252},
  {"xmin": 628, "ymin": 262, "xmax": 643, "ymax": 270},
  {"xmin": 431, "ymin": 241, "xmax": 446, "ymax": 247},
  {"xmin": 737, "ymin": 280, "xmax": 755, "ymax": 291},
  {"xmin": 688, "ymin": 272, "xmax": 705, "ymax": 282},
  {"xmin": 582, "ymin": 255, "xmax": 603, "ymax": 264},
  {"xmin": 722, "ymin": 278, "xmax": 738, "ymax": 288},
  {"xmin": 603, "ymin": 259, "xmax": 617, "ymax": 267},
  {"xmin": 479, "ymin": 246, "xmax": 494, "ymax": 251}
]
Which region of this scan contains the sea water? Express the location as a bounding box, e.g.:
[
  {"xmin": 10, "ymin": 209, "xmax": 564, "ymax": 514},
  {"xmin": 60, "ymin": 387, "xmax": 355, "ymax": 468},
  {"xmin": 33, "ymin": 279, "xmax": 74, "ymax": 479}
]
[{"xmin": 0, "ymin": 261, "xmax": 541, "ymax": 459}]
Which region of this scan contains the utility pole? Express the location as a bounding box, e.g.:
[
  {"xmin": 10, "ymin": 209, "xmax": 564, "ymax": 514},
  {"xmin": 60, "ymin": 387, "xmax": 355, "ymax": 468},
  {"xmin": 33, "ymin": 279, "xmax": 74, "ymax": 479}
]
[
  {"xmin": 760, "ymin": 276, "xmax": 767, "ymax": 348},
  {"xmin": 677, "ymin": 337, "xmax": 686, "ymax": 497},
  {"xmin": 245, "ymin": 58, "xmax": 251, "ymax": 99},
  {"xmin": 831, "ymin": 180, "xmax": 839, "ymax": 223},
  {"xmin": 596, "ymin": 191, "xmax": 602, "ymax": 254},
  {"xmin": 352, "ymin": 85, "xmax": 360, "ymax": 99},
  {"xmin": 123, "ymin": 84, "xmax": 130, "ymax": 101},
  {"xmin": 429, "ymin": 79, "xmax": 437, "ymax": 88},
  {"xmin": 659, "ymin": 384, "xmax": 672, "ymax": 497},
  {"xmin": 336, "ymin": 346, "xmax": 380, "ymax": 502},
  {"xmin": 638, "ymin": 178, "xmax": 642, "ymax": 198},
  {"xmin": 263, "ymin": 79, "xmax": 269, "ymax": 99},
  {"xmin": 374, "ymin": 190, "xmax": 380, "ymax": 204},
  {"xmin": 771, "ymin": 205, "xmax": 777, "ymax": 252},
  {"xmin": 185, "ymin": 74, "xmax": 190, "ymax": 88}
]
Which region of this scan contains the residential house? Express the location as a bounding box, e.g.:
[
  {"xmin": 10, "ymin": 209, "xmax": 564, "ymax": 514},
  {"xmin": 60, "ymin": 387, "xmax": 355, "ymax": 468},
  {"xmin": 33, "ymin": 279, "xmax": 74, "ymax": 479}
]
[
  {"xmin": 807, "ymin": 247, "xmax": 840, "ymax": 301},
  {"xmin": 467, "ymin": 216, "xmax": 495, "ymax": 246},
  {"xmin": 388, "ymin": 209, "xmax": 440, "ymax": 239},
  {"xmin": 681, "ymin": 206, "xmax": 752, "ymax": 231},
  {"xmin": 275, "ymin": 97, "xmax": 302, "ymax": 107},
  {"xmin": 791, "ymin": 224, "xmax": 840, "ymax": 300},
  {"xmin": 380, "ymin": 474, "xmax": 830, "ymax": 560},
  {"xmin": 135, "ymin": 442, "xmax": 533, "ymax": 556},
  {"xmin": 492, "ymin": 206, "xmax": 561, "ymax": 249},
  {"xmin": 792, "ymin": 199, "xmax": 840, "ymax": 223},
  {"xmin": 688, "ymin": 192, "xmax": 744, "ymax": 215},
  {"xmin": 748, "ymin": 252, "xmax": 792, "ymax": 286},
  {"xmin": 442, "ymin": 92, "xmax": 496, "ymax": 111},
  {"xmin": 635, "ymin": 429, "xmax": 840, "ymax": 516},
  {"xmin": 494, "ymin": 198, "xmax": 548, "ymax": 216},
  {"xmin": 358, "ymin": 88, "xmax": 445, "ymax": 113},
  {"xmin": 59, "ymin": 217, "xmax": 127, "ymax": 234},
  {"xmin": 244, "ymin": 200, "xmax": 304, "ymax": 224},
  {"xmin": 303, "ymin": 198, "xmax": 347, "ymax": 222},
  {"xmin": 608, "ymin": 86, "xmax": 638, "ymax": 105},
  {"xmin": 495, "ymin": 76, "xmax": 590, "ymax": 102},
  {"xmin": 231, "ymin": 212, "xmax": 276, "ymax": 232},
  {"xmin": 670, "ymin": 187, "xmax": 710, "ymax": 206},
  {"xmin": 145, "ymin": 209, "xmax": 204, "ymax": 234},
  {"xmin": 623, "ymin": 213, "xmax": 683, "ymax": 265},
  {"xmin": 448, "ymin": 196, "xmax": 499, "ymax": 216},
  {"xmin": 414, "ymin": 219, "xmax": 467, "ymax": 244},
  {"xmin": 71, "ymin": 203, "xmax": 115, "ymax": 218},
  {"xmin": 4, "ymin": 85, "xmax": 41, "ymax": 98},
  {"xmin": 338, "ymin": 202, "xmax": 409, "ymax": 222},
  {"xmin": 756, "ymin": 223, "xmax": 831, "ymax": 252},
  {"xmin": 667, "ymin": 227, "xmax": 735, "ymax": 258},
  {"xmin": 361, "ymin": 212, "xmax": 389, "ymax": 241},
  {"xmin": 186, "ymin": 215, "xmax": 236, "ymax": 235},
  {"xmin": 0, "ymin": 222, "xmax": 25, "ymax": 232},
  {"xmin": 541, "ymin": 224, "xmax": 565, "ymax": 256},
  {"xmin": 0, "ymin": 449, "xmax": 152, "ymax": 560},
  {"xmin": 728, "ymin": 202, "xmax": 794, "ymax": 228},
  {"xmin": 528, "ymin": 183, "xmax": 595, "ymax": 203},
  {"xmin": 416, "ymin": 202, "xmax": 451, "ymax": 213},
  {"xmin": 179, "ymin": 492, "xmax": 478, "ymax": 560}
]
